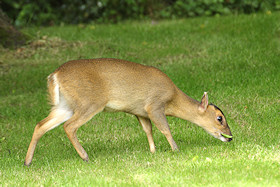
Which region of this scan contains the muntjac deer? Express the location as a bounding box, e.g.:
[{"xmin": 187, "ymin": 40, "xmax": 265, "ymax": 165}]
[{"xmin": 24, "ymin": 58, "xmax": 232, "ymax": 166}]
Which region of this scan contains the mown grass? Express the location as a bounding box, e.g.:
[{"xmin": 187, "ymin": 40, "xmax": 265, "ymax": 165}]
[{"xmin": 1, "ymin": 13, "xmax": 280, "ymax": 186}]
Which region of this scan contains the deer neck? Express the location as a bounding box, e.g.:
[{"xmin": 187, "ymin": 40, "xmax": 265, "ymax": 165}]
[{"xmin": 166, "ymin": 89, "xmax": 201, "ymax": 124}]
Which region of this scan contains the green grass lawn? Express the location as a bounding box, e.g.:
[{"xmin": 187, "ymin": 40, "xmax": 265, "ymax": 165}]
[{"xmin": 1, "ymin": 12, "xmax": 280, "ymax": 186}]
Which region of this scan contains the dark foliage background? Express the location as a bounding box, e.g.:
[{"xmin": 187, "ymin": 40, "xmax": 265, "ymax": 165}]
[{"xmin": 1, "ymin": 0, "xmax": 279, "ymax": 26}]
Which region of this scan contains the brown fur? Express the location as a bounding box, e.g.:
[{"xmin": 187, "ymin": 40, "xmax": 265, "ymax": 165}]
[
  {"xmin": 47, "ymin": 74, "xmax": 57, "ymax": 106},
  {"xmin": 24, "ymin": 58, "xmax": 232, "ymax": 166}
]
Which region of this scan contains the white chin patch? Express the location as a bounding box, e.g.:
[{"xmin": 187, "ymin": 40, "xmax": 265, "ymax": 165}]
[{"xmin": 218, "ymin": 136, "xmax": 227, "ymax": 142}]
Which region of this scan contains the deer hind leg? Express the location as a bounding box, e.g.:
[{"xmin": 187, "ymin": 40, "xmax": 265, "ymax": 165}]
[
  {"xmin": 147, "ymin": 108, "xmax": 179, "ymax": 151},
  {"xmin": 24, "ymin": 107, "xmax": 73, "ymax": 166},
  {"xmin": 63, "ymin": 105, "xmax": 105, "ymax": 162},
  {"xmin": 136, "ymin": 116, "xmax": 156, "ymax": 153}
]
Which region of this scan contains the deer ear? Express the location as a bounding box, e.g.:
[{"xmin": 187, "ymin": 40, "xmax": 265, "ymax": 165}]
[{"xmin": 199, "ymin": 92, "xmax": 208, "ymax": 112}]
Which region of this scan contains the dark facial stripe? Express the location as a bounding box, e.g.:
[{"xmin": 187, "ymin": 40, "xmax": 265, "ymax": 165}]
[{"xmin": 210, "ymin": 103, "xmax": 224, "ymax": 116}]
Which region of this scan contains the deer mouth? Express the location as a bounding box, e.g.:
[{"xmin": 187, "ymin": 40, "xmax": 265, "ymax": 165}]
[{"xmin": 221, "ymin": 133, "xmax": 233, "ymax": 142}]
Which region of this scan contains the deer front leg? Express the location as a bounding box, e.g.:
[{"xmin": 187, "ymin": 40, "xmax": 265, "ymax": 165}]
[
  {"xmin": 136, "ymin": 116, "xmax": 156, "ymax": 153},
  {"xmin": 147, "ymin": 109, "xmax": 179, "ymax": 151}
]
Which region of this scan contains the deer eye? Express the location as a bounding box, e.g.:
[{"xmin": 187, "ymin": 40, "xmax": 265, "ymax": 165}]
[{"xmin": 217, "ymin": 116, "xmax": 223, "ymax": 123}]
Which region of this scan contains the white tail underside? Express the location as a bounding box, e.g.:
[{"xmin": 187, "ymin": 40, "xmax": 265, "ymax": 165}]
[{"xmin": 49, "ymin": 73, "xmax": 73, "ymax": 130}]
